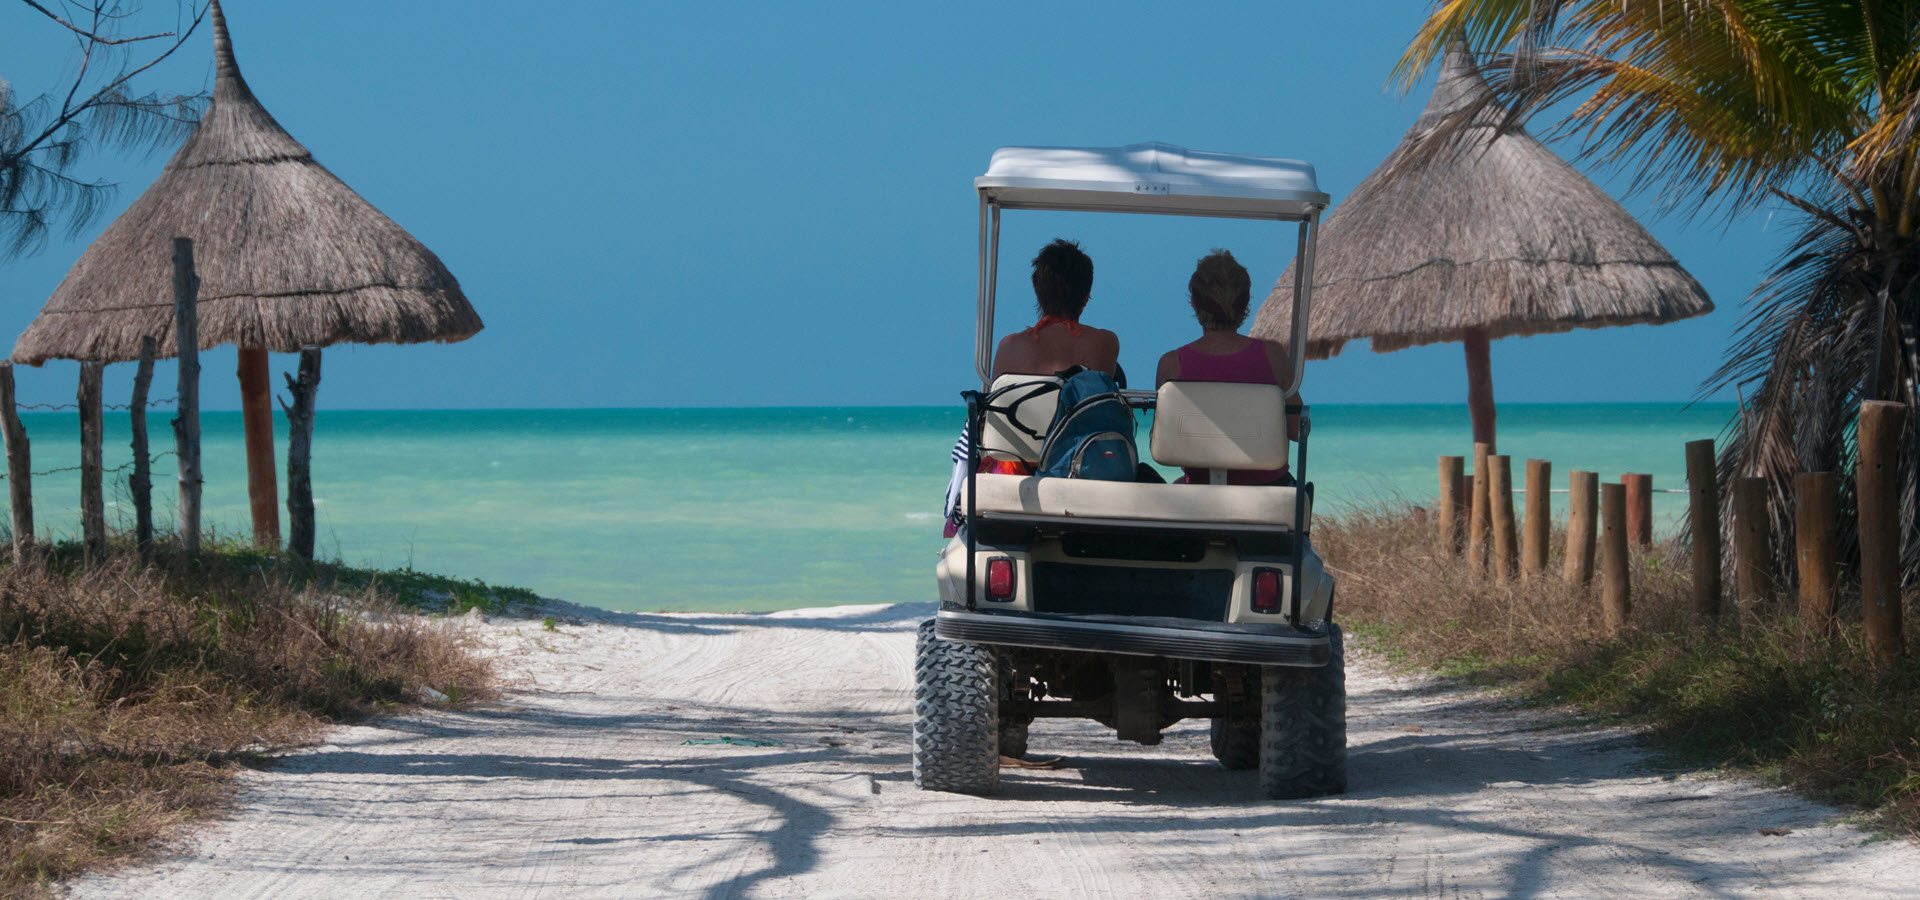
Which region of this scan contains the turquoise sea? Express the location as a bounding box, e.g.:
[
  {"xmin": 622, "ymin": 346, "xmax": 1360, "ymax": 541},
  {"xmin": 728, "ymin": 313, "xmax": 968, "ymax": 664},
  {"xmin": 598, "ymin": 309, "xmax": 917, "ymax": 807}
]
[{"xmin": 5, "ymin": 404, "xmax": 1732, "ymax": 612}]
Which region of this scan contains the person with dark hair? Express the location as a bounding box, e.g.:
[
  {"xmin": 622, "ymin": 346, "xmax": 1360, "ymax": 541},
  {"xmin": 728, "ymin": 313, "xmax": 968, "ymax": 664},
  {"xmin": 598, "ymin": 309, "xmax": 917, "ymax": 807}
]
[
  {"xmin": 944, "ymin": 240, "xmax": 1125, "ymax": 535},
  {"xmin": 990, "ymin": 238, "xmax": 1119, "ymax": 378},
  {"xmin": 1155, "ymin": 248, "xmax": 1299, "ymax": 486}
]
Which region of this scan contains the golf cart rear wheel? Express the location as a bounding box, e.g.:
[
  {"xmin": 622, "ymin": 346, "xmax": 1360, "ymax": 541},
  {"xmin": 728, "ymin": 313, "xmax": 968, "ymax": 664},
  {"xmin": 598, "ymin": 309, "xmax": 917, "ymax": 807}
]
[
  {"xmin": 999, "ymin": 722, "xmax": 1029, "ymax": 761},
  {"xmin": 1258, "ymin": 623, "xmax": 1347, "ymax": 799},
  {"xmin": 1209, "ymin": 715, "xmax": 1259, "ymax": 770},
  {"xmin": 913, "ymin": 619, "xmax": 1000, "ymax": 795}
]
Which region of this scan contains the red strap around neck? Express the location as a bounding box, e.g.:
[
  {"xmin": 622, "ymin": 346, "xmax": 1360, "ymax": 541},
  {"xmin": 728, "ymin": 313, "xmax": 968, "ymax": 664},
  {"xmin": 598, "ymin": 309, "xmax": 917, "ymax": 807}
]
[{"xmin": 1025, "ymin": 315, "xmax": 1084, "ymax": 338}]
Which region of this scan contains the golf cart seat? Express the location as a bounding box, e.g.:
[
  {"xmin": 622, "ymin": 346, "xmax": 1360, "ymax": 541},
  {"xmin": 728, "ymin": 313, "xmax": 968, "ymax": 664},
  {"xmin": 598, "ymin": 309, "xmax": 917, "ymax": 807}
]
[
  {"xmin": 980, "ymin": 374, "xmax": 1061, "ymax": 462},
  {"xmin": 961, "ymin": 381, "xmax": 1304, "ymax": 532}
]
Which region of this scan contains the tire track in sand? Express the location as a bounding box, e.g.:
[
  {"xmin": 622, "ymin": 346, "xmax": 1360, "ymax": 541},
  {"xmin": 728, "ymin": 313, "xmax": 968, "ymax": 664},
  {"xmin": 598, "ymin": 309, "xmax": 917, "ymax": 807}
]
[{"xmin": 66, "ymin": 601, "xmax": 1920, "ymax": 899}]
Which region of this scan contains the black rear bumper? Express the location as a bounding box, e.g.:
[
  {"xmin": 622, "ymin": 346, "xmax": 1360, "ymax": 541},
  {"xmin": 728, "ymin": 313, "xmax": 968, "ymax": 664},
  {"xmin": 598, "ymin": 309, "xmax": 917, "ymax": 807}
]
[{"xmin": 935, "ymin": 609, "xmax": 1329, "ymax": 667}]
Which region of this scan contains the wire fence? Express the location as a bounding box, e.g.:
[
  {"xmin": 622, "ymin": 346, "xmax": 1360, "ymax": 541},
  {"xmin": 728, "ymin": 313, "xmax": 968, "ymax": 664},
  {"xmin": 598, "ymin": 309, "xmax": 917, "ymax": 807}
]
[
  {"xmin": 15, "ymin": 396, "xmax": 179, "ymax": 412},
  {"xmin": 0, "ymin": 451, "xmax": 179, "ymax": 482}
]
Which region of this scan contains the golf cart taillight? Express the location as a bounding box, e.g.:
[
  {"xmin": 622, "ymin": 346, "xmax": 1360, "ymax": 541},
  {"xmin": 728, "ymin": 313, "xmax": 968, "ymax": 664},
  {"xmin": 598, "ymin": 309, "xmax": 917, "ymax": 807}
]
[
  {"xmin": 986, "ymin": 557, "xmax": 1015, "ymax": 601},
  {"xmin": 1252, "ymin": 568, "xmax": 1282, "ymax": 614}
]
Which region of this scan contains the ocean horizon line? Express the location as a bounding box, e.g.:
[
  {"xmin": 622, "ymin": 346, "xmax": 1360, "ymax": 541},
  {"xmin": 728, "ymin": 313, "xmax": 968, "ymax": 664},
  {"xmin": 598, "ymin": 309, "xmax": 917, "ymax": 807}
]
[{"xmin": 28, "ymin": 400, "xmax": 1742, "ymax": 415}]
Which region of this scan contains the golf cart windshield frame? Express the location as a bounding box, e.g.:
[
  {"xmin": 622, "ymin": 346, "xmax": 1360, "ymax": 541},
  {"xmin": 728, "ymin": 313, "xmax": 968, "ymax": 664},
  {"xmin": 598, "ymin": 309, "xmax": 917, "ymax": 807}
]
[{"xmin": 972, "ymin": 194, "xmax": 1324, "ymax": 398}]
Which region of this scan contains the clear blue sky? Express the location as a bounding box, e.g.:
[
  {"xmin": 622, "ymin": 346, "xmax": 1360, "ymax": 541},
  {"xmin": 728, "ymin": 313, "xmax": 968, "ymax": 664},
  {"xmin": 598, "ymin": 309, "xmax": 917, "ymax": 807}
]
[{"xmin": 6, "ymin": 0, "xmax": 1774, "ymax": 411}]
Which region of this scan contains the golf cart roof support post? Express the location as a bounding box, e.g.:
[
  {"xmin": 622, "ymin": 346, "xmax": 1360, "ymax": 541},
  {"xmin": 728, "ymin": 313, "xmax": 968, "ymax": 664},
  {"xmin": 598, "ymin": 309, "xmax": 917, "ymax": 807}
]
[
  {"xmin": 974, "ymin": 199, "xmax": 1003, "ymax": 389},
  {"xmin": 976, "ymin": 195, "xmax": 993, "ymax": 387},
  {"xmin": 1287, "ymin": 209, "xmax": 1321, "ymax": 399},
  {"xmin": 987, "ymin": 205, "xmax": 1001, "ymax": 387}
]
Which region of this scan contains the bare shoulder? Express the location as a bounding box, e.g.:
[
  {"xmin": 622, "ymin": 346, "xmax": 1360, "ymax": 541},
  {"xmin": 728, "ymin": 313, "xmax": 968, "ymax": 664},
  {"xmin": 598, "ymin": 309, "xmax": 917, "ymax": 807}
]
[
  {"xmin": 1259, "ymin": 338, "xmax": 1297, "ymax": 391},
  {"xmin": 1258, "ymin": 337, "xmax": 1294, "ymax": 366},
  {"xmin": 992, "ymin": 332, "xmax": 1027, "ymax": 377},
  {"xmin": 1155, "ymin": 348, "xmax": 1180, "ymax": 386}
]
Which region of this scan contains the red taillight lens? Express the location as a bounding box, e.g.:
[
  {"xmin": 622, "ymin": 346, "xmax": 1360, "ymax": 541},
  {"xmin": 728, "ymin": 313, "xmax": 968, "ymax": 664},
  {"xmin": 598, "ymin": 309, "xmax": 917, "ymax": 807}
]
[
  {"xmin": 1252, "ymin": 568, "xmax": 1282, "ymax": 614},
  {"xmin": 986, "ymin": 557, "xmax": 1016, "ymax": 601}
]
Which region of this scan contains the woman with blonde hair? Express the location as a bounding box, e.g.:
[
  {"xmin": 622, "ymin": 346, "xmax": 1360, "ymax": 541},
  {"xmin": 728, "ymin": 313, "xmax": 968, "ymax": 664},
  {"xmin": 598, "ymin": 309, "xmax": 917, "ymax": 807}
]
[{"xmin": 1155, "ymin": 249, "xmax": 1299, "ymax": 486}]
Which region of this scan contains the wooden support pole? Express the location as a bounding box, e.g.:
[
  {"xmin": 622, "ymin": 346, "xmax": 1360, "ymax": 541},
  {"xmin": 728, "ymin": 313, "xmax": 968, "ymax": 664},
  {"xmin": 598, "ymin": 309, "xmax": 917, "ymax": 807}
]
[
  {"xmin": 1622, "ymin": 473, "xmax": 1653, "ymax": 548},
  {"xmin": 1732, "ymin": 476, "xmax": 1772, "ymax": 619},
  {"xmin": 1438, "ymin": 455, "xmax": 1465, "ymax": 555},
  {"xmin": 1490, "ymin": 455, "xmax": 1518, "ymax": 582},
  {"xmin": 77, "ymin": 362, "xmax": 105, "ymax": 563},
  {"xmin": 238, "ymin": 347, "xmax": 280, "ymax": 549},
  {"xmin": 1565, "ymin": 470, "xmax": 1598, "ymax": 586},
  {"xmin": 130, "ymin": 337, "xmax": 155, "ymax": 560},
  {"xmin": 282, "ymin": 348, "xmax": 322, "ymax": 561},
  {"xmin": 171, "ymin": 238, "xmax": 202, "ymax": 555},
  {"xmin": 1795, "ymin": 472, "xmax": 1838, "ymax": 633},
  {"xmin": 1685, "ymin": 439, "xmax": 1721, "ymax": 619},
  {"xmin": 0, "ymin": 364, "xmax": 31, "ymax": 560},
  {"xmin": 1469, "ymin": 442, "xmax": 1492, "ymax": 575},
  {"xmin": 1523, "ymin": 458, "xmax": 1550, "ymax": 577},
  {"xmin": 1859, "ymin": 401, "xmax": 1907, "ymax": 667},
  {"xmin": 1463, "ymin": 327, "xmax": 1496, "ymax": 450},
  {"xmin": 1601, "ymin": 481, "xmax": 1630, "ymax": 634}
]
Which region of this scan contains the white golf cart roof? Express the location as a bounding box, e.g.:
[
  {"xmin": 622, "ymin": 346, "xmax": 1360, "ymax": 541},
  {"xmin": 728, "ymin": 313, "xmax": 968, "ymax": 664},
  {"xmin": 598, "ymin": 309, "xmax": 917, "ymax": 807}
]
[{"xmin": 976, "ymin": 142, "xmax": 1328, "ymax": 220}]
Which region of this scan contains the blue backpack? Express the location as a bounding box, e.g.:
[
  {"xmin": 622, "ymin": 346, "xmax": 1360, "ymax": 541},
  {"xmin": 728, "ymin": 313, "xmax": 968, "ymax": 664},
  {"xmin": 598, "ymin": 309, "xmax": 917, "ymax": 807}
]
[{"xmin": 1037, "ymin": 368, "xmax": 1137, "ymax": 481}]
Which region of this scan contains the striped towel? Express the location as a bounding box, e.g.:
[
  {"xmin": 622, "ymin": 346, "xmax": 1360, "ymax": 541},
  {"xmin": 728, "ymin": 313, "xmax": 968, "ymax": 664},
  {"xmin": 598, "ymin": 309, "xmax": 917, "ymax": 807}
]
[{"xmin": 943, "ymin": 425, "xmax": 971, "ymax": 525}]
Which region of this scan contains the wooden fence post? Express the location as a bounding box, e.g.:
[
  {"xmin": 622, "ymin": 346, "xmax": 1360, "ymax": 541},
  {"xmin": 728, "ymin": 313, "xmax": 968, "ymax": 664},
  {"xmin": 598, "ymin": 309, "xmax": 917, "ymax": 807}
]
[
  {"xmin": 1438, "ymin": 455, "xmax": 1465, "ymax": 555},
  {"xmin": 78, "ymin": 362, "xmax": 105, "ymax": 563},
  {"xmin": 1732, "ymin": 476, "xmax": 1772, "ymax": 619},
  {"xmin": 1601, "ymin": 481, "xmax": 1630, "ymax": 633},
  {"xmin": 0, "ymin": 363, "xmax": 31, "ymax": 559},
  {"xmin": 171, "ymin": 238, "xmax": 202, "ymax": 554},
  {"xmin": 1565, "ymin": 470, "xmax": 1598, "ymax": 586},
  {"xmin": 1469, "ymin": 442, "xmax": 1492, "ymax": 575},
  {"xmin": 1622, "ymin": 473, "xmax": 1653, "ymax": 548},
  {"xmin": 1795, "ymin": 472, "xmax": 1838, "ymax": 633},
  {"xmin": 1859, "ymin": 401, "xmax": 1907, "ymax": 667},
  {"xmin": 130, "ymin": 337, "xmax": 156, "ymax": 560},
  {"xmin": 283, "ymin": 348, "xmax": 322, "ymax": 561},
  {"xmin": 1491, "ymin": 455, "xmax": 1518, "ymax": 582},
  {"xmin": 1685, "ymin": 439, "xmax": 1721, "ymax": 619},
  {"xmin": 1523, "ymin": 458, "xmax": 1551, "ymax": 577}
]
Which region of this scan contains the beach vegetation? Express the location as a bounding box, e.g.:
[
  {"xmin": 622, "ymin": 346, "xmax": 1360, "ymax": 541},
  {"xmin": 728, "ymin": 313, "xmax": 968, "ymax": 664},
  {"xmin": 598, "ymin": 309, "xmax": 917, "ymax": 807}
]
[
  {"xmin": 0, "ymin": 539, "xmax": 500, "ymax": 896},
  {"xmin": 1324, "ymin": 503, "xmax": 1920, "ymax": 834},
  {"xmin": 1402, "ymin": 2, "xmax": 1920, "ymax": 585}
]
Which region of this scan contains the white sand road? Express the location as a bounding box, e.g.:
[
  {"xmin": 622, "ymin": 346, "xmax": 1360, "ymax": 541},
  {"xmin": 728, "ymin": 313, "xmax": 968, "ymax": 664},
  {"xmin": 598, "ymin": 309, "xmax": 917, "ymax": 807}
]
[{"xmin": 68, "ymin": 602, "xmax": 1920, "ymax": 899}]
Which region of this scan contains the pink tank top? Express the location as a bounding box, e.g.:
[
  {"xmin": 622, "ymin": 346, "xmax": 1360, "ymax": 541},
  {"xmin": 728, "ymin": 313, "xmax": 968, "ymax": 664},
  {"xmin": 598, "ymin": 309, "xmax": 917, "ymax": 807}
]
[{"xmin": 1175, "ymin": 340, "xmax": 1291, "ymax": 486}]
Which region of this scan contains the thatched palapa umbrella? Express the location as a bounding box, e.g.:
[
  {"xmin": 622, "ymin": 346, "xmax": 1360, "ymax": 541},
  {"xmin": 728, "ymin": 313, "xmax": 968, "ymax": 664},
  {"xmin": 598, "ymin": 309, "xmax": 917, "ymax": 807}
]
[
  {"xmin": 13, "ymin": 0, "xmax": 482, "ymax": 554},
  {"xmin": 1250, "ymin": 46, "xmax": 1710, "ymax": 449}
]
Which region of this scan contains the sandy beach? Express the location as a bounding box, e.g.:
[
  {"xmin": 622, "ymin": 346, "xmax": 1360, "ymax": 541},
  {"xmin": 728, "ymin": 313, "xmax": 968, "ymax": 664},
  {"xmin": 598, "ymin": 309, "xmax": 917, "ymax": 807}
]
[{"xmin": 64, "ymin": 601, "xmax": 1920, "ymax": 898}]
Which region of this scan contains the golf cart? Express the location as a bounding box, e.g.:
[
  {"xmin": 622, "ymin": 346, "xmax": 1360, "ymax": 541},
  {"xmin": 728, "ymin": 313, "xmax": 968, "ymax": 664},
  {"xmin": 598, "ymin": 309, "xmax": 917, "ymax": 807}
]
[{"xmin": 918, "ymin": 142, "xmax": 1343, "ymax": 799}]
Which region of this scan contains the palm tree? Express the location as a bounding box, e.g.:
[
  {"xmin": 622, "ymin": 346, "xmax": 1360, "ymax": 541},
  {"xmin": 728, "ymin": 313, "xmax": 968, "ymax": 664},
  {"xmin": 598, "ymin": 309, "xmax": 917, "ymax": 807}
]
[{"xmin": 1401, "ymin": 1, "xmax": 1920, "ymax": 582}]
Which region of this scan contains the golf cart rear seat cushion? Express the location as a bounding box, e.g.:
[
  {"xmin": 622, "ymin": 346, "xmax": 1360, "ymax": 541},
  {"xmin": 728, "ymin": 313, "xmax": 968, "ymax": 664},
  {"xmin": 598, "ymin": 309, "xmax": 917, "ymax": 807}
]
[
  {"xmin": 961, "ymin": 473, "xmax": 1307, "ymax": 530},
  {"xmin": 1149, "ymin": 381, "xmax": 1290, "ymax": 471},
  {"xmin": 980, "ymin": 374, "xmax": 1062, "ymax": 462}
]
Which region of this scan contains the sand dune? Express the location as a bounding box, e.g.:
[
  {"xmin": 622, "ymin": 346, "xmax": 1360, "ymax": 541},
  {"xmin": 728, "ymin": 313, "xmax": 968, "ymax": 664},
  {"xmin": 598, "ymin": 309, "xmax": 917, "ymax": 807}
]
[{"xmin": 69, "ymin": 602, "xmax": 1920, "ymax": 898}]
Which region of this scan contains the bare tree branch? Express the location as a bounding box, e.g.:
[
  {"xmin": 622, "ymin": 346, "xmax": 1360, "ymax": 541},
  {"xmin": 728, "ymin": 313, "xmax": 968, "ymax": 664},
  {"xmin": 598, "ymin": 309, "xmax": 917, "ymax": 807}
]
[
  {"xmin": 1, "ymin": 1, "xmax": 210, "ymax": 258},
  {"xmin": 19, "ymin": 0, "xmax": 176, "ymax": 44}
]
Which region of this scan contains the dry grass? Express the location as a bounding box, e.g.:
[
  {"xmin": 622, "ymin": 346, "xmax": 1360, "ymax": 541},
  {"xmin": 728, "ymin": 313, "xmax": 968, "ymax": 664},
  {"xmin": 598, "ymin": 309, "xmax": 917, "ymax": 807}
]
[
  {"xmin": 0, "ymin": 542, "xmax": 496, "ymax": 897},
  {"xmin": 1320, "ymin": 502, "xmax": 1920, "ymax": 835}
]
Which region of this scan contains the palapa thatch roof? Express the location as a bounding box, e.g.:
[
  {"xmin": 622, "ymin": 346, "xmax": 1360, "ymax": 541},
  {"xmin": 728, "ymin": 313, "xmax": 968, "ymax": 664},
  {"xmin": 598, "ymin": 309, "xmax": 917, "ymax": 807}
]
[
  {"xmin": 12, "ymin": 0, "xmax": 481, "ymax": 366},
  {"xmin": 1249, "ymin": 46, "xmax": 1710, "ymax": 358}
]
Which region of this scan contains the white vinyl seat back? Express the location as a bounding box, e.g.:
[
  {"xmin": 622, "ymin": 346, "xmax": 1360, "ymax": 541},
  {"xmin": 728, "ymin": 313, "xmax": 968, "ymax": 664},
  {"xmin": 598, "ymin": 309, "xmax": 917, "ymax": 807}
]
[
  {"xmin": 980, "ymin": 375, "xmax": 1062, "ymax": 462},
  {"xmin": 1150, "ymin": 381, "xmax": 1290, "ymax": 472}
]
